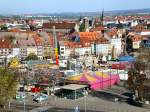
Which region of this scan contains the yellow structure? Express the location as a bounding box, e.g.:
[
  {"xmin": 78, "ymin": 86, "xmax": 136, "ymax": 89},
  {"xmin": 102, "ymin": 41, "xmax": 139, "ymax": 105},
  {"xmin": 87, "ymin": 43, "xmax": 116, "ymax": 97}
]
[{"xmin": 9, "ymin": 58, "xmax": 21, "ymax": 68}]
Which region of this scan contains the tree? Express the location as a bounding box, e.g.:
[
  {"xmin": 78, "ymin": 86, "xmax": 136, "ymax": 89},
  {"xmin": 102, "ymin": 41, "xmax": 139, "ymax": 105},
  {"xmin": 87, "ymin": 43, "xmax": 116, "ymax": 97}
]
[
  {"xmin": 29, "ymin": 25, "xmax": 36, "ymax": 31},
  {"xmin": 4, "ymin": 35, "xmax": 15, "ymax": 43},
  {"xmin": 25, "ymin": 53, "xmax": 38, "ymax": 61},
  {"xmin": 127, "ymin": 48, "xmax": 150, "ymax": 102},
  {"xmin": 0, "ymin": 68, "xmax": 18, "ymax": 108},
  {"xmin": 8, "ymin": 57, "xmax": 21, "ymax": 68},
  {"xmin": 79, "ymin": 23, "xmax": 85, "ymax": 32},
  {"xmin": 0, "ymin": 25, "xmax": 8, "ymax": 31}
]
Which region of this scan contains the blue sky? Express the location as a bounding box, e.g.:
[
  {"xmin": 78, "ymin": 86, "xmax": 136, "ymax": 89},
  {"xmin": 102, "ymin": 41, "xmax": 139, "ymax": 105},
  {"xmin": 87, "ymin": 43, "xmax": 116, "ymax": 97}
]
[{"xmin": 0, "ymin": 0, "xmax": 150, "ymax": 14}]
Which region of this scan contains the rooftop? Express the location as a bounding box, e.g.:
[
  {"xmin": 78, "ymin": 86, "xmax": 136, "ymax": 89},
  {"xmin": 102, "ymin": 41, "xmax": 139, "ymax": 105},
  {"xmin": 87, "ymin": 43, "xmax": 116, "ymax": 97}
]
[
  {"xmin": 0, "ymin": 39, "xmax": 12, "ymax": 49},
  {"xmin": 61, "ymin": 84, "xmax": 87, "ymax": 90},
  {"xmin": 43, "ymin": 22, "xmax": 75, "ymax": 29}
]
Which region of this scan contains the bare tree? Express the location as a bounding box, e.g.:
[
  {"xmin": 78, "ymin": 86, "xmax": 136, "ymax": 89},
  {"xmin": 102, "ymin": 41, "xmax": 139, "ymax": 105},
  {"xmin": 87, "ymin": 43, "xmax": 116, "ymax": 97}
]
[{"xmin": 127, "ymin": 48, "xmax": 150, "ymax": 101}]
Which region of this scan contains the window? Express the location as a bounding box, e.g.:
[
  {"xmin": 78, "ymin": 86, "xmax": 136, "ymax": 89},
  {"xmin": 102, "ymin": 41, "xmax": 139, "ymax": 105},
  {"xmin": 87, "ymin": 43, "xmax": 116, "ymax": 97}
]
[
  {"xmin": 61, "ymin": 48, "xmax": 64, "ymax": 50},
  {"xmin": 61, "ymin": 51, "xmax": 64, "ymax": 54}
]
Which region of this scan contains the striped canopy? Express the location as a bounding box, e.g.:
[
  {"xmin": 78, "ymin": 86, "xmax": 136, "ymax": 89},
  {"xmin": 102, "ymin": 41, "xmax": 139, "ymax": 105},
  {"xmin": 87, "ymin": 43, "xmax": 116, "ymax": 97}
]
[{"xmin": 67, "ymin": 71, "xmax": 110, "ymax": 84}]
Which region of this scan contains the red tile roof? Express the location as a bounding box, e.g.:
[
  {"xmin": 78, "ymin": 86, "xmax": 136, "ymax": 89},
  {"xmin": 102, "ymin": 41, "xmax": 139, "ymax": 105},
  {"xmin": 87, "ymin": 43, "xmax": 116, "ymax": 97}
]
[
  {"xmin": 9, "ymin": 28, "xmax": 21, "ymax": 32},
  {"xmin": 132, "ymin": 24, "xmax": 144, "ymax": 32},
  {"xmin": 17, "ymin": 37, "xmax": 36, "ymax": 46},
  {"xmin": 0, "ymin": 39, "xmax": 12, "ymax": 49},
  {"xmin": 43, "ymin": 22, "xmax": 75, "ymax": 29},
  {"xmin": 90, "ymin": 26, "xmax": 105, "ymax": 32},
  {"xmin": 60, "ymin": 35, "xmax": 108, "ymax": 49},
  {"xmin": 48, "ymin": 33, "xmax": 55, "ymax": 47},
  {"xmin": 79, "ymin": 32, "xmax": 108, "ymax": 44},
  {"xmin": 79, "ymin": 32, "xmax": 98, "ymax": 42},
  {"xmin": 132, "ymin": 34, "xmax": 143, "ymax": 42},
  {"xmin": 33, "ymin": 34, "xmax": 42, "ymax": 46},
  {"xmin": 60, "ymin": 41, "xmax": 91, "ymax": 48},
  {"xmin": 107, "ymin": 28, "xmax": 118, "ymax": 38}
]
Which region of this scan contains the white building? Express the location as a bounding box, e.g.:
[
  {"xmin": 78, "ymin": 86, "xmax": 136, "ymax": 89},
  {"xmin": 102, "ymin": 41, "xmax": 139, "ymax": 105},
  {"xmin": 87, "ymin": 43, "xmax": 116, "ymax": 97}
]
[
  {"xmin": 37, "ymin": 46, "xmax": 43, "ymax": 60},
  {"xmin": 75, "ymin": 47, "xmax": 91, "ymax": 56},
  {"xmin": 110, "ymin": 38, "xmax": 122, "ymax": 56},
  {"xmin": 141, "ymin": 31, "xmax": 150, "ymax": 36},
  {"xmin": 27, "ymin": 47, "xmax": 37, "ymax": 56},
  {"xmin": 7, "ymin": 48, "xmax": 20, "ymax": 62},
  {"xmin": 131, "ymin": 20, "xmax": 138, "ymax": 27},
  {"xmin": 91, "ymin": 44, "xmax": 112, "ymax": 56},
  {"xmin": 59, "ymin": 41, "xmax": 92, "ymax": 59}
]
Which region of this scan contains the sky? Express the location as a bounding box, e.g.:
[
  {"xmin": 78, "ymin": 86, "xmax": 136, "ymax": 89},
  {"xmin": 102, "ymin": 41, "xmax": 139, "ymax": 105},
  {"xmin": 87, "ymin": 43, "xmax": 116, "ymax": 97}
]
[{"xmin": 0, "ymin": 0, "xmax": 150, "ymax": 14}]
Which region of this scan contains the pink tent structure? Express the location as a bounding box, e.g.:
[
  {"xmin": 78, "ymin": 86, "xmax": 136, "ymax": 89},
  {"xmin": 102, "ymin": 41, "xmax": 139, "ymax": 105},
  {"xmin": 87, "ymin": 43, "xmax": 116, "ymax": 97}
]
[
  {"xmin": 67, "ymin": 72, "xmax": 99, "ymax": 85},
  {"xmin": 111, "ymin": 62, "xmax": 132, "ymax": 70},
  {"xmin": 90, "ymin": 71, "xmax": 120, "ymax": 90},
  {"xmin": 67, "ymin": 71, "xmax": 120, "ymax": 90}
]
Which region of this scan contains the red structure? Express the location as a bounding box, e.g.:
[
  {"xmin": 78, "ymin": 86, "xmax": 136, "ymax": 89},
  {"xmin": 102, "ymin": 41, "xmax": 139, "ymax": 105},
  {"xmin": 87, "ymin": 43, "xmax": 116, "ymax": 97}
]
[{"xmin": 31, "ymin": 87, "xmax": 41, "ymax": 93}]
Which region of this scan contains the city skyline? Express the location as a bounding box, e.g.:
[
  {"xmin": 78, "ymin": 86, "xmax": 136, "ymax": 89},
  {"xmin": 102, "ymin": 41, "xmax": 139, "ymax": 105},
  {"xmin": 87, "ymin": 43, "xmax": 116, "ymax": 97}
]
[{"xmin": 0, "ymin": 0, "xmax": 150, "ymax": 14}]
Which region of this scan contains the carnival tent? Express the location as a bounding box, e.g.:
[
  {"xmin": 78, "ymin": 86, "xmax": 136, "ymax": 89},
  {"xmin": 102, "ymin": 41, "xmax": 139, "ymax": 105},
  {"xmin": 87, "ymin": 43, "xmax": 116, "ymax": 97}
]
[
  {"xmin": 68, "ymin": 72, "xmax": 99, "ymax": 84},
  {"xmin": 118, "ymin": 55, "xmax": 135, "ymax": 62},
  {"xmin": 31, "ymin": 87, "xmax": 41, "ymax": 93},
  {"xmin": 67, "ymin": 71, "xmax": 120, "ymax": 90},
  {"xmin": 111, "ymin": 61, "xmax": 132, "ymax": 70}
]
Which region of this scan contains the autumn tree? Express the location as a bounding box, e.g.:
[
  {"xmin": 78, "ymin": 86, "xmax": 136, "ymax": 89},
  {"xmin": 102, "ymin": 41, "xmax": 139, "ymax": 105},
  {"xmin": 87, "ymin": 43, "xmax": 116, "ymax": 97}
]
[
  {"xmin": 8, "ymin": 57, "xmax": 21, "ymax": 68},
  {"xmin": 127, "ymin": 48, "xmax": 150, "ymax": 102},
  {"xmin": 25, "ymin": 53, "xmax": 38, "ymax": 61},
  {"xmin": 0, "ymin": 68, "xmax": 18, "ymax": 108},
  {"xmin": 4, "ymin": 35, "xmax": 15, "ymax": 43},
  {"xmin": 0, "ymin": 25, "xmax": 8, "ymax": 31}
]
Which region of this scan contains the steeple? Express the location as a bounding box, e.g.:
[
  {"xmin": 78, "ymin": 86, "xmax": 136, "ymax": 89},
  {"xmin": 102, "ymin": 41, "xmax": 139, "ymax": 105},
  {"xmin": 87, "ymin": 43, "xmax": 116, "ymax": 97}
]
[
  {"xmin": 100, "ymin": 9, "xmax": 104, "ymax": 26},
  {"xmin": 101, "ymin": 9, "xmax": 105, "ymax": 37}
]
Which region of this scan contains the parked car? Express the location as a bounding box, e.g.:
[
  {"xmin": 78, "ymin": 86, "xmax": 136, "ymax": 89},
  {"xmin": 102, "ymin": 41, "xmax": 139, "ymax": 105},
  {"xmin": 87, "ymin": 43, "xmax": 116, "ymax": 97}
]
[
  {"xmin": 33, "ymin": 94, "xmax": 48, "ymax": 102},
  {"xmin": 16, "ymin": 92, "xmax": 26, "ymax": 101}
]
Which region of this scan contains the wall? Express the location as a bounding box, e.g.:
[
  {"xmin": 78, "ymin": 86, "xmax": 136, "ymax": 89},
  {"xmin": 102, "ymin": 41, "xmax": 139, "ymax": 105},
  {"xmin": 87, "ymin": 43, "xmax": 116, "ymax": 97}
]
[
  {"xmin": 110, "ymin": 38, "xmax": 122, "ymax": 56},
  {"xmin": 27, "ymin": 47, "xmax": 37, "ymax": 55},
  {"xmin": 91, "ymin": 44, "xmax": 112, "ymax": 56}
]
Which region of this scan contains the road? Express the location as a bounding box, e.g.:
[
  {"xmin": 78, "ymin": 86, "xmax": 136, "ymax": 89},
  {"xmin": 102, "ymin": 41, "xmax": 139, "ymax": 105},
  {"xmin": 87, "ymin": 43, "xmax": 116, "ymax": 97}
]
[
  {"xmin": 7, "ymin": 86, "xmax": 150, "ymax": 112},
  {"xmin": 8, "ymin": 103, "xmax": 39, "ymax": 111},
  {"xmin": 9, "ymin": 95, "xmax": 149, "ymax": 112}
]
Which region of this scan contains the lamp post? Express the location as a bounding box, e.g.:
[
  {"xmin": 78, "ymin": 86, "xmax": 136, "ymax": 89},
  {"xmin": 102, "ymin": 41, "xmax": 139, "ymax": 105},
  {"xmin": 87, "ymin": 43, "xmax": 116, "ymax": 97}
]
[
  {"xmin": 110, "ymin": 67, "xmax": 112, "ymax": 88},
  {"xmin": 8, "ymin": 100, "xmax": 11, "ymax": 110},
  {"xmin": 102, "ymin": 70, "xmax": 104, "ymax": 89},
  {"xmin": 24, "ymin": 98, "xmax": 26, "ymax": 112},
  {"xmin": 145, "ymin": 72, "xmax": 150, "ymax": 102},
  {"xmin": 84, "ymin": 93, "xmax": 86, "ymax": 112},
  {"xmin": 124, "ymin": 28, "xmax": 128, "ymax": 56},
  {"xmin": 84, "ymin": 89, "xmax": 88, "ymax": 112},
  {"xmin": 23, "ymin": 89, "xmax": 26, "ymax": 112},
  {"xmin": 116, "ymin": 64, "xmax": 119, "ymax": 75},
  {"xmin": 4, "ymin": 55, "xmax": 7, "ymax": 69}
]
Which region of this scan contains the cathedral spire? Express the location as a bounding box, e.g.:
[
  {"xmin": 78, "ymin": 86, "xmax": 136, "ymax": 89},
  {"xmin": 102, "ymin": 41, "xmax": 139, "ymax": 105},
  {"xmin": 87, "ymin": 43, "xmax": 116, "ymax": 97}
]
[{"xmin": 100, "ymin": 9, "xmax": 104, "ymax": 26}]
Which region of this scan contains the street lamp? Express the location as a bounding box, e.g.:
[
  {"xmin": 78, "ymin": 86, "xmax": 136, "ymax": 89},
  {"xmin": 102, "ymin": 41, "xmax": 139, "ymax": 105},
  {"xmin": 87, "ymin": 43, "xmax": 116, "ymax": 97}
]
[
  {"xmin": 109, "ymin": 68, "xmax": 112, "ymax": 88},
  {"xmin": 116, "ymin": 64, "xmax": 119, "ymax": 75},
  {"xmin": 24, "ymin": 98, "xmax": 26, "ymax": 112},
  {"xmin": 102, "ymin": 70, "xmax": 104, "ymax": 89},
  {"xmin": 4, "ymin": 55, "xmax": 7, "ymax": 69},
  {"xmin": 83, "ymin": 89, "xmax": 88, "ymax": 112},
  {"xmin": 145, "ymin": 72, "xmax": 150, "ymax": 103},
  {"xmin": 8, "ymin": 99, "xmax": 11, "ymax": 110},
  {"xmin": 23, "ymin": 90, "xmax": 26, "ymax": 112}
]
